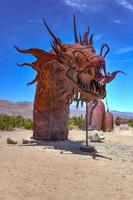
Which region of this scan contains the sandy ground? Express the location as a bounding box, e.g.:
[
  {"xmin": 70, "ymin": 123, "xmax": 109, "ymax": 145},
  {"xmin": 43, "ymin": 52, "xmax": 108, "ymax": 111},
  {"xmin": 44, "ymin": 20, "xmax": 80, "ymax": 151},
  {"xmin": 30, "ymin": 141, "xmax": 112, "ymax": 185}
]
[{"xmin": 0, "ymin": 126, "xmax": 133, "ymax": 200}]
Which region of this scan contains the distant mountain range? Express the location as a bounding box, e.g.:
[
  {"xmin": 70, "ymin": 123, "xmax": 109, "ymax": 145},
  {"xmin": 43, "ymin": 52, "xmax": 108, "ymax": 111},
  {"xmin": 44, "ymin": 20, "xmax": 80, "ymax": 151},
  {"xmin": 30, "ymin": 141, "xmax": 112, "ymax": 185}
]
[
  {"xmin": 0, "ymin": 100, "xmax": 33, "ymax": 118},
  {"xmin": 0, "ymin": 100, "xmax": 133, "ymax": 119},
  {"xmin": 70, "ymin": 108, "xmax": 133, "ymax": 119}
]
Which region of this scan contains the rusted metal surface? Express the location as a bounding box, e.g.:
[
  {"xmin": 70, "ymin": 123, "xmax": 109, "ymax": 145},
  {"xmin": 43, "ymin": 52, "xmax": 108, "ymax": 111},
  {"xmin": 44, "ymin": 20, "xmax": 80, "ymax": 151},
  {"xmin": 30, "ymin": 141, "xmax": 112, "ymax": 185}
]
[{"xmin": 15, "ymin": 16, "xmax": 119, "ymax": 140}]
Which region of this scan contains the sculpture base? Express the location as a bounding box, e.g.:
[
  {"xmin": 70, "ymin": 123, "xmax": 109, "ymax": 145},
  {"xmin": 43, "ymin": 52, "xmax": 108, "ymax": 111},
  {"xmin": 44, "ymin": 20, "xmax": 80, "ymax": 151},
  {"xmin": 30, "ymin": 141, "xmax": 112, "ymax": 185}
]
[{"xmin": 80, "ymin": 146, "xmax": 97, "ymax": 153}]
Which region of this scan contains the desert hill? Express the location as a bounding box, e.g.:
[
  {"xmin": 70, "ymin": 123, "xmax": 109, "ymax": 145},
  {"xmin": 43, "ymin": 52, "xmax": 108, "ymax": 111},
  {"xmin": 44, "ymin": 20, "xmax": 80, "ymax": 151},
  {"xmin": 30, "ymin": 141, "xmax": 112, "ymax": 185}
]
[
  {"xmin": 0, "ymin": 100, "xmax": 33, "ymax": 118},
  {"xmin": 0, "ymin": 99, "xmax": 133, "ymax": 119}
]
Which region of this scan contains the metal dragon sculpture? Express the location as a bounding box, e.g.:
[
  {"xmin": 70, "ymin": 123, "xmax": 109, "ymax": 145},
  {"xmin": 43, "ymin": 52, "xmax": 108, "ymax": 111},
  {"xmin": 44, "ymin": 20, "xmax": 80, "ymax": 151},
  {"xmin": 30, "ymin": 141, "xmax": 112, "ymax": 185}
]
[{"xmin": 15, "ymin": 15, "xmax": 126, "ymax": 140}]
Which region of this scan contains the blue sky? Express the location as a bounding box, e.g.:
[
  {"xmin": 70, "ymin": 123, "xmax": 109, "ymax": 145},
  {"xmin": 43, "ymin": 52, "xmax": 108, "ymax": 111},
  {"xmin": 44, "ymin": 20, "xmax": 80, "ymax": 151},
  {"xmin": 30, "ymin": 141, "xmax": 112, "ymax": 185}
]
[{"xmin": 0, "ymin": 0, "xmax": 133, "ymax": 112}]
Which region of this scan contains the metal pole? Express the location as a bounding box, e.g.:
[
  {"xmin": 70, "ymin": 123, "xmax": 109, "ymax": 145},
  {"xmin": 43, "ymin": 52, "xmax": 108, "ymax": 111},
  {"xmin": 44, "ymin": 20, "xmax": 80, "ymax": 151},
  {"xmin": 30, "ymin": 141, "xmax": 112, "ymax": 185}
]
[
  {"xmin": 80, "ymin": 100, "xmax": 95, "ymax": 153},
  {"xmin": 105, "ymin": 97, "xmax": 109, "ymax": 112},
  {"xmin": 86, "ymin": 101, "xmax": 88, "ymax": 147}
]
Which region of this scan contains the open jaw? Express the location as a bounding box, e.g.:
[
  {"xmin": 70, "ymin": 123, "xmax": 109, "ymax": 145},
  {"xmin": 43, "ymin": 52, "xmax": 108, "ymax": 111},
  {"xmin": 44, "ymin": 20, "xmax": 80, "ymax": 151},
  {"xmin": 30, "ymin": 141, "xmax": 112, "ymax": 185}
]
[
  {"xmin": 77, "ymin": 77, "xmax": 106, "ymax": 98},
  {"xmin": 66, "ymin": 68, "xmax": 106, "ymax": 99}
]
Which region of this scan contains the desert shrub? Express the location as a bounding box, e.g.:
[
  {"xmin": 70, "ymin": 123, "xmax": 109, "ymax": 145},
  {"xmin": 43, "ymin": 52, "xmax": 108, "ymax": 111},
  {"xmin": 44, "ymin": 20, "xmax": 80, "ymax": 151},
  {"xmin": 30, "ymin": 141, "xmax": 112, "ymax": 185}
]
[
  {"xmin": 69, "ymin": 115, "xmax": 85, "ymax": 130},
  {"xmin": 126, "ymin": 119, "xmax": 133, "ymax": 127},
  {"xmin": 13, "ymin": 115, "xmax": 24, "ymax": 128},
  {"xmin": 0, "ymin": 114, "xmax": 33, "ymax": 131},
  {"xmin": 0, "ymin": 114, "xmax": 14, "ymax": 131},
  {"xmin": 0, "ymin": 114, "xmax": 85, "ymax": 131},
  {"xmin": 23, "ymin": 119, "xmax": 33, "ymax": 130}
]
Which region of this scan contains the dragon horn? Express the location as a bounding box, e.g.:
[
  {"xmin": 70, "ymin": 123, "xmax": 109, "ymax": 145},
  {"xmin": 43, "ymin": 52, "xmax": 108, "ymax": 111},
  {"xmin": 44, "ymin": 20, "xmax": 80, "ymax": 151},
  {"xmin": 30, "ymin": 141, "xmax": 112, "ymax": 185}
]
[
  {"xmin": 73, "ymin": 14, "xmax": 79, "ymax": 43},
  {"xmin": 42, "ymin": 18, "xmax": 63, "ymax": 48},
  {"xmin": 89, "ymin": 33, "xmax": 94, "ymax": 44},
  {"xmin": 83, "ymin": 27, "xmax": 89, "ymax": 44},
  {"xmin": 79, "ymin": 34, "xmax": 83, "ymax": 45}
]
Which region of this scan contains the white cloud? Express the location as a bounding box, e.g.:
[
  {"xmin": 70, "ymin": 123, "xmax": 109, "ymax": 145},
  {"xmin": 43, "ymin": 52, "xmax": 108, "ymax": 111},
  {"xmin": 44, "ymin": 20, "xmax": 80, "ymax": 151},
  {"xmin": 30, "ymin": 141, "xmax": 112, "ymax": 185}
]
[
  {"xmin": 63, "ymin": 0, "xmax": 88, "ymax": 12},
  {"xmin": 117, "ymin": 0, "xmax": 133, "ymax": 11},
  {"xmin": 94, "ymin": 34, "xmax": 102, "ymax": 40},
  {"xmin": 116, "ymin": 46, "xmax": 133, "ymax": 54},
  {"xmin": 62, "ymin": 0, "xmax": 106, "ymax": 13},
  {"xmin": 63, "ymin": 0, "xmax": 87, "ymax": 12},
  {"xmin": 113, "ymin": 19, "xmax": 122, "ymax": 24}
]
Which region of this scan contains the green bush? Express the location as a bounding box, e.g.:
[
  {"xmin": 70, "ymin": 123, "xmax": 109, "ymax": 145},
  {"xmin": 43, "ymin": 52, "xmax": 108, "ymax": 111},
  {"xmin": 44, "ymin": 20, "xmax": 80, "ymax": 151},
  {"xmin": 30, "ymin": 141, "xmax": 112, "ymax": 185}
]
[
  {"xmin": 0, "ymin": 114, "xmax": 85, "ymax": 131},
  {"xmin": 23, "ymin": 119, "xmax": 33, "ymax": 130},
  {"xmin": 13, "ymin": 115, "xmax": 24, "ymax": 128},
  {"xmin": 0, "ymin": 114, "xmax": 33, "ymax": 131},
  {"xmin": 0, "ymin": 114, "xmax": 14, "ymax": 131},
  {"xmin": 69, "ymin": 115, "xmax": 85, "ymax": 130},
  {"xmin": 126, "ymin": 119, "xmax": 133, "ymax": 127}
]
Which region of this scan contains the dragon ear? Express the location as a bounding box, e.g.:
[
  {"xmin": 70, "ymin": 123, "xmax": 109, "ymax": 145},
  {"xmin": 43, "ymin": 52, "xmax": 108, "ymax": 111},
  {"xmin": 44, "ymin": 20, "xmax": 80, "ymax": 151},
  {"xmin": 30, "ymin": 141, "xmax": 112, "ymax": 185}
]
[
  {"xmin": 14, "ymin": 46, "xmax": 55, "ymax": 59},
  {"xmin": 100, "ymin": 44, "xmax": 110, "ymax": 58},
  {"xmin": 73, "ymin": 14, "xmax": 79, "ymax": 43}
]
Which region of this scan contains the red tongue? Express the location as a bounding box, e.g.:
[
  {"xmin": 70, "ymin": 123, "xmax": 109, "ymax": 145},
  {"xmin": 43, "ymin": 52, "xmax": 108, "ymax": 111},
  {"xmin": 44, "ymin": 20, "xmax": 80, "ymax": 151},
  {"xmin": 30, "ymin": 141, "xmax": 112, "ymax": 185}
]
[{"xmin": 100, "ymin": 70, "xmax": 127, "ymax": 85}]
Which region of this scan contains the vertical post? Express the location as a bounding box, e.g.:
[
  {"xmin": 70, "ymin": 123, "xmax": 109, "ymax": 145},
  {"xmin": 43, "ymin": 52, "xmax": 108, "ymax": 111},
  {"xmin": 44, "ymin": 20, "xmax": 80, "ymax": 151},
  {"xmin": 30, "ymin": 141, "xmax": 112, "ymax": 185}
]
[
  {"xmin": 80, "ymin": 101, "xmax": 95, "ymax": 153},
  {"xmin": 105, "ymin": 97, "xmax": 109, "ymax": 112},
  {"xmin": 86, "ymin": 101, "xmax": 88, "ymax": 147}
]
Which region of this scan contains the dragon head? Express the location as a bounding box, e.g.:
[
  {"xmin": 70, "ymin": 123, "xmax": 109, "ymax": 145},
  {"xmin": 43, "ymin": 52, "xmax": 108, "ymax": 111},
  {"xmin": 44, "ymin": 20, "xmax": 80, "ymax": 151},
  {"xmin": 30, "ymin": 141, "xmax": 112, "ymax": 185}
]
[{"xmin": 15, "ymin": 15, "xmax": 122, "ymax": 107}]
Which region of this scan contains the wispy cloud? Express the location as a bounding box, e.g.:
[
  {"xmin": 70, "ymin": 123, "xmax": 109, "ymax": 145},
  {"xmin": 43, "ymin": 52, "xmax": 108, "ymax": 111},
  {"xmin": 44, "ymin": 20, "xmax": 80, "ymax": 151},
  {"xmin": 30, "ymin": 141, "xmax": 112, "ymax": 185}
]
[
  {"xmin": 94, "ymin": 34, "xmax": 103, "ymax": 40},
  {"xmin": 62, "ymin": 0, "xmax": 106, "ymax": 13},
  {"xmin": 116, "ymin": 46, "xmax": 133, "ymax": 54},
  {"xmin": 28, "ymin": 19, "xmax": 43, "ymax": 24},
  {"xmin": 63, "ymin": 0, "xmax": 88, "ymax": 12},
  {"xmin": 113, "ymin": 19, "xmax": 123, "ymax": 24},
  {"xmin": 117, "ymin": 0, "xmax": 133, "ymax": 11}
]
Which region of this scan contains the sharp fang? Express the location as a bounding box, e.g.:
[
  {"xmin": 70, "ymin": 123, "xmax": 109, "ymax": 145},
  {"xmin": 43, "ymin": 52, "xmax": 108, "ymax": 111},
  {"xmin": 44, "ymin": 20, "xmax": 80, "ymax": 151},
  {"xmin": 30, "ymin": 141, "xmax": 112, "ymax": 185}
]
[
  {"xmin": 83, "ymin": 84, "xmax": 86, "ymax": 89},
  {"xmin": 90, "ymin": 81, "xmax": 96, "ymax": 94}
]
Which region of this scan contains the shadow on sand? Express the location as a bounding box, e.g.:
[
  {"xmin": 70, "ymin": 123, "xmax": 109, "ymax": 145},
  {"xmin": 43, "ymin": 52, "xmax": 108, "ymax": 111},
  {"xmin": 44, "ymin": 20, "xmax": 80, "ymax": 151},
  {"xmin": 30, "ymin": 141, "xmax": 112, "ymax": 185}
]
[{"xmin": 19, "ymin": 139, "xmax": 112, "ymax": 160}]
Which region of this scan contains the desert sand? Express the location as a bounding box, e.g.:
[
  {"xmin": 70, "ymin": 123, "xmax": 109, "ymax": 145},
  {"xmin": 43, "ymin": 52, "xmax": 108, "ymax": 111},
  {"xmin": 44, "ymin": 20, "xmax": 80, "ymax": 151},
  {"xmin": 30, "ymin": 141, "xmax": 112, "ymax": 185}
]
[{"xmin": 0, "ymin": 126, "xmax": 133, "ymax": 200}]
